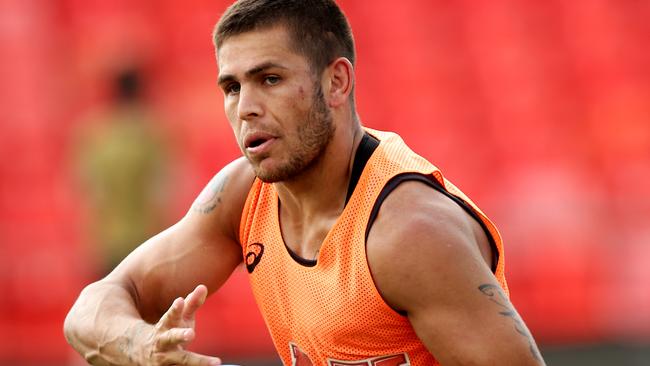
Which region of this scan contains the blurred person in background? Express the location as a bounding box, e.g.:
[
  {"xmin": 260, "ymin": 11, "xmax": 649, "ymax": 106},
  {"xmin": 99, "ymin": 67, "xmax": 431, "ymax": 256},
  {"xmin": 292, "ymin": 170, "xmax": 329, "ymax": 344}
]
[
  {"xmin": 74, "ymin": 65, "xmax": 169, "ymax": 275},
  {"xmin": 64, "ymin": 0, "xmax": 545, "ymax": 365}
]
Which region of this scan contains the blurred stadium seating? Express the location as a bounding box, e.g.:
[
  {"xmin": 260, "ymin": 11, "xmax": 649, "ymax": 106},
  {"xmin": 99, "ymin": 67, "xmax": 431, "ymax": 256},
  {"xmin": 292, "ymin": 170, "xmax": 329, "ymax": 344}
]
[{"xmin": 0, "ymin": 0, "xmax": 648, "ymax": 364}]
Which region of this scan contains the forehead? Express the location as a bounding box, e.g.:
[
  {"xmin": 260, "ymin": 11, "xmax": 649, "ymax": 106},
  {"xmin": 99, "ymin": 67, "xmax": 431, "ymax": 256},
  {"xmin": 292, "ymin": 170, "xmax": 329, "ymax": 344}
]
[{"xmin": 217, "ymin": 26, "xmax": 308, "ymax": 76}]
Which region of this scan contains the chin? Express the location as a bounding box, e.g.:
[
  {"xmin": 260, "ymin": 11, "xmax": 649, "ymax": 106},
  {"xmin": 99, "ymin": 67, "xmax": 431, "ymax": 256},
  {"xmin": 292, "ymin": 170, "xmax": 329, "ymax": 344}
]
[
  {"xmin": 251, "ymin": 160, "xmax": 285, "ymax": 183},
  {"xmin": 253, "ymin": 160, "xmax": 304, "ymax": 183},
  {"xmin": 254, "ymin": 169, "xmax": 285, "ymax": 183},
  {"xmin": 249, "ymin": 145, "xmax": 323, "ymax": 183},
  {"xmin": 256, "ymin": 173, "xmax": 281, "ymax": 183}
]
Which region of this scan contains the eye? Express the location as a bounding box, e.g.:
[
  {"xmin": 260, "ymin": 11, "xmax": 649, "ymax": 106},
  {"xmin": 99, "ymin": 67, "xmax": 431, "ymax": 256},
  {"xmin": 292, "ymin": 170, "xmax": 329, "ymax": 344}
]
[
  {"xmin": 225, "ymin": 82, "xmax": 241, "ymax": 95},
  {"xmin": 264, "ymin": 75, "xmax": 280, "ymax": 85}
]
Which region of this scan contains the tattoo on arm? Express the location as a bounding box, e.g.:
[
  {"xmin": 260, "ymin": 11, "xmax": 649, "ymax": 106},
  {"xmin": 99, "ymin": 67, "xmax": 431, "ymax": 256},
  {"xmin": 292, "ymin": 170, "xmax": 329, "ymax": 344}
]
[
  {"xmin": 478, "ymin": 284, "xmax": 543, "ymax": 363},
  {"xmin": 192, "ymin": 171, "xmax": 230, "ymax": 214},
  {"xmin": 118, "ymin": 337, "xmax": 133, "ymax": 363},
  {"xmin": 118, "ymin": 322, "xmax": 149, "ymax": 363}
]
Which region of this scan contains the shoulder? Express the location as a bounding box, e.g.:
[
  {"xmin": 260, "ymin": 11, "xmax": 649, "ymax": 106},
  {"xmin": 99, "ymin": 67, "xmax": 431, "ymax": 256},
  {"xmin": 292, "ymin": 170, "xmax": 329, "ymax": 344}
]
[
  {"xmin": 186, "ymin": 156, "xmax": 256, "ymax": 241},
  {"xmin": 366, "ymin": 180, "xmax": 544, "ymax": 365},
  {"xmin": 366, "ymin": 179, "xmax": 492, "ymax": 313}
]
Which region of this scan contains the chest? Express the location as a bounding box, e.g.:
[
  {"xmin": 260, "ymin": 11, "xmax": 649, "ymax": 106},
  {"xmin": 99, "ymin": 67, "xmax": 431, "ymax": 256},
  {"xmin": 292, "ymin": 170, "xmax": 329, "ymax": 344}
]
[
  {"xmin": 279, "ymin": 211, "xmax": 340, "ymax": 263},
  {"xmin": 243, "ymin": 207, "xmax": 422, "ymax": 363},
  {"xmin": 246, "ymin": 222, "xmax": 396, "ymax": 344},
  {"xmin": 243, "ymin": 193, "xmax": 388, "ymax": 334}
]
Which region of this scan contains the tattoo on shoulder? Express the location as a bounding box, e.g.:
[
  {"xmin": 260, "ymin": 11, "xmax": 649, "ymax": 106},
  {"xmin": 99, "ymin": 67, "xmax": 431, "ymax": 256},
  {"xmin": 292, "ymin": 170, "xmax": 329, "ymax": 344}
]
[
  {"xmin": 478, "ymin": 284, "xmax": 544, "ymax": 363},
  {"xmin": 192, "ymin": 171, "xmax": 230, "ymax": 214}
]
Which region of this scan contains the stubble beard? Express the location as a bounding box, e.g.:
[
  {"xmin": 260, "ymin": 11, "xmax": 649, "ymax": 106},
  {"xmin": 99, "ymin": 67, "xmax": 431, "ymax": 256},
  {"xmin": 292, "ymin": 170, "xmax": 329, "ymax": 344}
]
[{"xmin": 254, "ymin": 84, "xmax": 335, "ymax": 183}]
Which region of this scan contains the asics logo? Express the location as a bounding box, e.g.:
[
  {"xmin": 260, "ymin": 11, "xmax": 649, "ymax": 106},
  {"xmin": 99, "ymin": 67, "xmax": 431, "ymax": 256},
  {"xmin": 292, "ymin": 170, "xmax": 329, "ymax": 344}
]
[{"xmin": 245, "ymin": 242, "xmax": 264, "ymax": 273}]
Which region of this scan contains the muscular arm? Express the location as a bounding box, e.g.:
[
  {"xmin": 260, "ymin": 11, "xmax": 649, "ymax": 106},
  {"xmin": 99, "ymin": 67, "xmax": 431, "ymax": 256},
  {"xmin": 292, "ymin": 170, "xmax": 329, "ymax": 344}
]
[
  {"xmin": 366, "ymin": 181, "xmax": 545, "ymax": 365},
  {"xmin": 64, "ymin": 157, "xmax": 255, "ymax": 365}
]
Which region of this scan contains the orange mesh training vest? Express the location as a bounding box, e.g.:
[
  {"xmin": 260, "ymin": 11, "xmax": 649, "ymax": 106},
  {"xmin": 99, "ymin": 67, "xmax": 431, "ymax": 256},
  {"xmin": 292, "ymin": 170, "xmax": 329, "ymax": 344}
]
[{"xmin": 239, "ymin": 128, "xmax": 508, "ymax": 365}]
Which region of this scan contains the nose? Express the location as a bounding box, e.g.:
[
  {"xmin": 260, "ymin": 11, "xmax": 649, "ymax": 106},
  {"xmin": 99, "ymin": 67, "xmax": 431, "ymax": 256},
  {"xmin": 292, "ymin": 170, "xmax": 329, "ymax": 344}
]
[{"xmin": 237, "ymin": 86, "xmax": 264, "ymax": 121}]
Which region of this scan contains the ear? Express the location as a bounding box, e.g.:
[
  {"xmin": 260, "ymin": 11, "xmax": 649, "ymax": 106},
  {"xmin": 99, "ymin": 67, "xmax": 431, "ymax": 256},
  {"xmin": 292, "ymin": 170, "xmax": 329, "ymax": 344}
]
[{"xmin": 324, "ymin": 57, "xmax": 354, "ymax": 108}]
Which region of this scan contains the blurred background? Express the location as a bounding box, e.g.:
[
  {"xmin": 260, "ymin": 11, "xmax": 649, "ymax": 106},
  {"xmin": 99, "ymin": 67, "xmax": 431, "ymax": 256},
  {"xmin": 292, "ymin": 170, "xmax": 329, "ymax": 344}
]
[{"xmin": 0, "ymin": 0, "xmax": 648, "ymax": 365}]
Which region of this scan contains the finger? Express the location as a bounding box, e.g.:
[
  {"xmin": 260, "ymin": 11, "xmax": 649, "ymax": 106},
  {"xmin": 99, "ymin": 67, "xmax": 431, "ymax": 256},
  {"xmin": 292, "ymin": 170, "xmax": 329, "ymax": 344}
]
[
  {"xmin": 182, "ymin": 285, "xmax": 208, "ymax": 321},
  {"xmin": 161, "ymin": 349, "xmax": 221, "ymax": 366},
  {"xmin": 159, "ymin": 297, "xmax": 185, "ymax": 330},
  {"xmin": 154, "ymin": 328, "xmax": 194, "ymax": 351}
]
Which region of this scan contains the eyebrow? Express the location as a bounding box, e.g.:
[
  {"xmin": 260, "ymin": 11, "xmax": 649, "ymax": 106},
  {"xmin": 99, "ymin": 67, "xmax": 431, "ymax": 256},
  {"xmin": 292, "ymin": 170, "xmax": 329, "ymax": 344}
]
[{"xmin": 218, "ymin": 62, "xmax": 288, "ymax": 86}]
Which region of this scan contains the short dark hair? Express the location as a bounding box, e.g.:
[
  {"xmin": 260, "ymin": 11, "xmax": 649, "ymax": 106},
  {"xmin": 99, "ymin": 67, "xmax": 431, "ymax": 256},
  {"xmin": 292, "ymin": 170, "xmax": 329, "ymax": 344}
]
[{"xmin": 213, "ymin": 0, "xmax": 355, "ymax": 75}]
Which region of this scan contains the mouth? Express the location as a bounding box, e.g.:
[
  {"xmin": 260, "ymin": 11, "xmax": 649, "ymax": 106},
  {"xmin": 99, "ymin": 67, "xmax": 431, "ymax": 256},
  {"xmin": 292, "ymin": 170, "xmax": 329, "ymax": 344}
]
[
  {"xmin": 247, "ymin": 137, "xmax": 267, "ymax": 148},
  {"xmin": 244, "ymin": 132, "xmax": 277, "ymax": 154}
]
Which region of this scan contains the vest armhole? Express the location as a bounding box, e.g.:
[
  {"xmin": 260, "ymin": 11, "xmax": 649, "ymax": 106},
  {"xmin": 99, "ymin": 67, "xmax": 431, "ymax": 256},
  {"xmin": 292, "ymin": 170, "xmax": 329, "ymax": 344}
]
[
  {"xmin": 345, "ymin": 132, "xmax": 380, "ymax": 205},
  {"xmin": 239, "ymin": 178, "xmax": 261, "ymax": 248},
  {"xmin": 365, "ymin": 173, "xmax": 499, "ymax": 273}
]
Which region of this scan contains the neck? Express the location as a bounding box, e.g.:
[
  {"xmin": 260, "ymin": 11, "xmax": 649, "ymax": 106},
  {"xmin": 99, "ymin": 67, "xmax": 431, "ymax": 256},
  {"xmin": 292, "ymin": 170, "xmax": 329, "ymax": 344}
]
[{"xmin": 274, "ymin": 122, "xmax": 364, "ymax": 220}]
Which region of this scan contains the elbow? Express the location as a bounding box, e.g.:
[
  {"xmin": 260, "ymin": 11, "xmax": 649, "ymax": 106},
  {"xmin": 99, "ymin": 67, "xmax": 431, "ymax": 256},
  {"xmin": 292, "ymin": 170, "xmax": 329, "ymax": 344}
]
[
  {"xmin": 62, "ymin": 282, "xmax": 101, "ymax": 355},
  {"xmin": 63, "ymin": 304, "xmax": 102, "ymax": 364},
  {"xmin": 63, "ymin": 284, "xmax": 106, "ymax": 365},
  {"xmin": 63, "ymin": 304, "xmax": 80, "ymax": 346},
  {"xmin": 62, "ymin": 310, "xmax": 73, "ymax": 344},
  {"xmin": 63, "ymin": 286, "xmax": 86, "ymax": 348},
  {"xmin": 63, "ymin": 281, "xmax": 82, "ymax": 344},
  {"xmin": 63, "ymin": 282, "xmax": 92, "ymax": 337}
]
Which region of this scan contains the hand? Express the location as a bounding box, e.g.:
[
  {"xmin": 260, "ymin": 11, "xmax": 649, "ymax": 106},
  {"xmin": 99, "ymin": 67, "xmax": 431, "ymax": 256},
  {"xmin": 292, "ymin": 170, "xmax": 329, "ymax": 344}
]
[{"xmin": 141, "ymin": 284, "xmax": 221, "ymax": 365}]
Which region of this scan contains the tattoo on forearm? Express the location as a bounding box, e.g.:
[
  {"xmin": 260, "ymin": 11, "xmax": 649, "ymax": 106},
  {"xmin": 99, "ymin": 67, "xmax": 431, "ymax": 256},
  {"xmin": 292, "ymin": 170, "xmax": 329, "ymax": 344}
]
[
  {"xmin": 478, "ymin": 284, "xmax": 543, "ymax": 362},
  {"xmin": 192, "ymin": 171, "xmax": 229, "ymax": 214},
  {"xmin": 118, "ymin": 337, "xmax": 133, "ymax": 362},
  {"xmin": 119, "ymin": 322, "xmax": 148, "ymax": 362}
]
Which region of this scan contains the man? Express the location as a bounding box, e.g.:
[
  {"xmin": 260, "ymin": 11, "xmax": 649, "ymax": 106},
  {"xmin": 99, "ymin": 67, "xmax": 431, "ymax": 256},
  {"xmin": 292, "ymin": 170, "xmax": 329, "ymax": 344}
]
[{"xmin": 64, "ymin": 1, "xmax": 546, "ymax": 365}]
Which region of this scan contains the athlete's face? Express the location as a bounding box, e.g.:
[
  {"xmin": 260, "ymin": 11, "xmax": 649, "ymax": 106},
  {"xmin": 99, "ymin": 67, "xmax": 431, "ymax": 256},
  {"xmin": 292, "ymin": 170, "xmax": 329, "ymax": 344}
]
[{"xmin": 217, "ymin": 25, "xmax": 335, "ymax": 183}]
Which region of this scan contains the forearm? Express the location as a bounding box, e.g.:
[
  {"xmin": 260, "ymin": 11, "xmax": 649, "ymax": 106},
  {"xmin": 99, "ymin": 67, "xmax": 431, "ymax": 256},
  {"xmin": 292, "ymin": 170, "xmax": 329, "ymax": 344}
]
[{"xmin": 64, "ymin": 280, "xmax": 153, "ymax": 365}]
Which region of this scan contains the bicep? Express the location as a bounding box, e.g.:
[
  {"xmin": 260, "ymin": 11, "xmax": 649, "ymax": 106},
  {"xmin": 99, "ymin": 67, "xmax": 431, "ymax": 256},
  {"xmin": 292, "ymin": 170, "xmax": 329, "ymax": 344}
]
[{"xmin": 105, "ymin": 157, "xmax": 254, "ymax": 322}]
